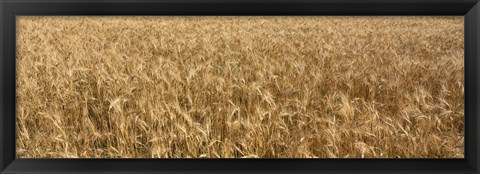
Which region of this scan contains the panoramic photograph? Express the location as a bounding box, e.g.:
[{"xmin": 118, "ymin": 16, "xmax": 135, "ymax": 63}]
[{"xmin": 16, "ymin": 16, "xmax": 464, "ymax": 158}]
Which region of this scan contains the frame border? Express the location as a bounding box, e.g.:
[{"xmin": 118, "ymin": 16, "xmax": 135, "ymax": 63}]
[{"xmin": 1, "ymin": 0, "xmax": 479, "ymax": 173}]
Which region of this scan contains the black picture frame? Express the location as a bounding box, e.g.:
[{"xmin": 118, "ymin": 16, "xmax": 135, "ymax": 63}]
[{"xmin": 1, "ymin": 0, "xmax": 479, "ymax": 173}]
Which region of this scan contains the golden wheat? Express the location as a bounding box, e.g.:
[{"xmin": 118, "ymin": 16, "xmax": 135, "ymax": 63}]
[{"xmin": 16, "ymin": 16, "xmax": 464, "ymax": 158}]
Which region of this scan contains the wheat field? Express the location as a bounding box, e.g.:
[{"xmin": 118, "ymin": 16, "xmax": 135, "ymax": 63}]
[{"xmin": 16, "ymin": 16, "xmax": 464, "ymax": 158}]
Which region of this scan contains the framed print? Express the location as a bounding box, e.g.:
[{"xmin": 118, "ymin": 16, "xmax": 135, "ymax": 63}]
[{"xmin": 1, "ymin": 0, "xmax": 480, "ymax": 173}]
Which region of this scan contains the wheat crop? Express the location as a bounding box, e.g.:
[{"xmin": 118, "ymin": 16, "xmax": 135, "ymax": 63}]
[{"xmin": 16, "ymin": 16, "xmax": 464, "ymax": 158}]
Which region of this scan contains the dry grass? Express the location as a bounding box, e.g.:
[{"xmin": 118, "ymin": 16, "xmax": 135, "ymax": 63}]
[{"xmin": 16, "ymin": 16, "xmax": 464, "ymax": 158}]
